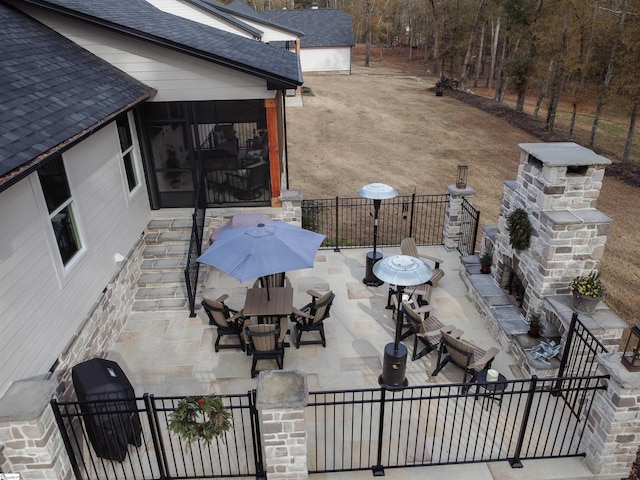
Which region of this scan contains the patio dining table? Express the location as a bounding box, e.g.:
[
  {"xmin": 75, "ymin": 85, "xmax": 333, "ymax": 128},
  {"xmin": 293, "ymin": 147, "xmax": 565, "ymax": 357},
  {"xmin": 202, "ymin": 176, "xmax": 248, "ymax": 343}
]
[{"xmin": 243, "ymin": 286, "xmax": 294, "ymax": 323}]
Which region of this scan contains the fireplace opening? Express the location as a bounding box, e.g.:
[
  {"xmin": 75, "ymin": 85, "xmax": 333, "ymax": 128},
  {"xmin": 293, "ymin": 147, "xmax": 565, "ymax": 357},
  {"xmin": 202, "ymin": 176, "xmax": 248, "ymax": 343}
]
[{"xmin": 501, "ymin": 263, "xmax": 526, "ymax": 312}]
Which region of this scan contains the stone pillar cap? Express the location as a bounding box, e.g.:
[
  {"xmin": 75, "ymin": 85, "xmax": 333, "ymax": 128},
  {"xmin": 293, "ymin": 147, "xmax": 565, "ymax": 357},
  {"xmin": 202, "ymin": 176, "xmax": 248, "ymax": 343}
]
[{"xmin": 256, "ymin": 370, "xmax": 308, "ymax": 410}]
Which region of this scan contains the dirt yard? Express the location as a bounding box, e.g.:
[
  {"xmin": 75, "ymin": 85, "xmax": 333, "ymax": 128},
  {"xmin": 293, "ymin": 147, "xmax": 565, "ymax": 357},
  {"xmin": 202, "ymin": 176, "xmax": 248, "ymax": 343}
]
[{"xmin": 286, "ymin": 47, "xmax": 640, "ymax": 334}]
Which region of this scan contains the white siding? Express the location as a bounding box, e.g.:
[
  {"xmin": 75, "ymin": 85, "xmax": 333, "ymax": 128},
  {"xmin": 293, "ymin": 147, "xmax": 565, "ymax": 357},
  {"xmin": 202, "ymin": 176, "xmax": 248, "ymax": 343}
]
[
  {"xmin": 145, "ymin": 0, "xmax": 254, "ymax": 38},
  {"xmin": 20, "ymin": 7, "xmax": 275, "ymax": 102},
  {"xmin": 301, "ymin": 47, "xmax": 351, "ymax": 73},
  {"xmin": 0, "ymin": 124, "xmax": 150, "ymax": 397}
]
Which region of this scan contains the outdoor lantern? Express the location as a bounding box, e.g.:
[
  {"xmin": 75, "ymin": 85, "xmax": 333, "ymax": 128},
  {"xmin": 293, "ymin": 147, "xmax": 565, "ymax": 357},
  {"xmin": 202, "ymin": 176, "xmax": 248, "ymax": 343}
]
[
  {"xmin": 373, "ymin": 255, "xmax": 432, "ymax": 388},
  {"xmin": 357, "ymin": 183, "xmax": 398, "ymax": 286},
  {"xmin": 621, "ymin": 324, "xmax": 640, "ymax": 372},
  {"xmin": 456, "ymin": 163, "xmax": 468, "ymax": 189}
]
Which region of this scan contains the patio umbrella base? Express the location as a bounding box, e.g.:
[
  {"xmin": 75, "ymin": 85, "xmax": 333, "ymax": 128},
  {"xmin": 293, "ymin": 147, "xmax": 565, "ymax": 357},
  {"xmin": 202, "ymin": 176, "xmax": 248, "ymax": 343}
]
[
  {"xmin": 363, "ymin": 251, "xmax": 384, "ymax": 286},
  {"xmin": 379, "ymin": 343, "xmax": 408, "ymax": 389}
]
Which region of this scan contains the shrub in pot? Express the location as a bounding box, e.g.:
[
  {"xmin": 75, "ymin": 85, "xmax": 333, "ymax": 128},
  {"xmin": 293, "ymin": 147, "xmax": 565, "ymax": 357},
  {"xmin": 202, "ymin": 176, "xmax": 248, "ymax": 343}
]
[{"xmin": 479, "ymin": 249, "xmax": 493, "ymax": 274}]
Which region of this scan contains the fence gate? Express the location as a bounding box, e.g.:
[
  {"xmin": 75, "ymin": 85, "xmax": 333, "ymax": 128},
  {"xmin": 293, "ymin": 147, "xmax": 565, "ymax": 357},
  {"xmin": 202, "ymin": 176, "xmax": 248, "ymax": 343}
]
[
  {"xmin": 457, "ymin": 198, "xmax": 480, "ymax": 256},
  {"xmin": 51, "ymin": 392, "xmax": 264, "ymax": 480}
]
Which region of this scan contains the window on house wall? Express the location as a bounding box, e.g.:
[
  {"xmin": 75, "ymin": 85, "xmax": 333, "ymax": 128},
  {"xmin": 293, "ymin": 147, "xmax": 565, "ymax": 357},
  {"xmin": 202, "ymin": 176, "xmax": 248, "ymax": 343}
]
[
  {"xmin": 37, "ymin": 156, "xmax": 83, "ymax": 266},
  {"xmin": 116, "ymin": 112, "xmax": 140, "ymax": 192}
]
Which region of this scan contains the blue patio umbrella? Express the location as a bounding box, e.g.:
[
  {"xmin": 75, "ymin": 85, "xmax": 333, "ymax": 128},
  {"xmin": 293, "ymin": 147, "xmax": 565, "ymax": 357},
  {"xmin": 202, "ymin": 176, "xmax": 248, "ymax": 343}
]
[{"xmin": 197, "ymin": 221, "xmax": 325, "ymax": 286}]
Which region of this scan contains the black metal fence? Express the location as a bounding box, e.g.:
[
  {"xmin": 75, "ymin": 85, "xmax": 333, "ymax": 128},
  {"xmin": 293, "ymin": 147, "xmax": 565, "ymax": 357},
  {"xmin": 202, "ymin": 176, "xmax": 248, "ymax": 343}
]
[
  {"xmin": 51, "ymin": 392, "xmax": 263, "ymax": 480},
  {"xmin": 184, "ymin": 176, "xmax": 207, "ymax": 317},
  {"xmin": 306, "ymin": 374, "xmax": 607, "ymax": 475},
  {"xmin": 302, "ymin": 194, "xmax": 451, "ymax": 251},
  {"xmin": 458, "ymin": 198, "xmax": 480, "ymax": 256}
]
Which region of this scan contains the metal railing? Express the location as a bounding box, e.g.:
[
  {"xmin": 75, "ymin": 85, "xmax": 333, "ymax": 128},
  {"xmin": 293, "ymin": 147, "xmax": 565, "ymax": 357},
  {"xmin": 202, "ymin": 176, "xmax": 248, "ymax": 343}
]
[
  {"xmin": 184, "ymin": 176, "xmax": 207, "ymax": 317},
  {"xmin": 306, "ymin": 373, "xmax": 607, "ymax": 475},
  {"xmin": 51, "ymin": 392, "xmax": 264, "ymax": 480},
  {"xmin": 302, "ymin": 194, "xmax": 450, "ymax": 251},
  {"xmin": 458, "ymin": 197, "xmax": 480, "ymax": 255}
]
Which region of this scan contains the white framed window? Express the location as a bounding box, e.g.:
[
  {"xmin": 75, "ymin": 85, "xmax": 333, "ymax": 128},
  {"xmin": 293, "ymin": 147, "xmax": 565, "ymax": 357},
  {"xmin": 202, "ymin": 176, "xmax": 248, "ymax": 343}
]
[
  {"xmin": 116, "ymin": 112, "xmax": 141, "ymax": 194},
  {"xmin": 37, "ymin": 155, "xmax": 84, "ymax": 267}
]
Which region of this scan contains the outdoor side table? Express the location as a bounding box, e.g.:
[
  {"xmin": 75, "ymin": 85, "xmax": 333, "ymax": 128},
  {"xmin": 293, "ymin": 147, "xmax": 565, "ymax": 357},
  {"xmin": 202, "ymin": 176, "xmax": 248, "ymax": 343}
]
[{"xmin": 473, "ymin": 369, "xmax": 507, "ymax": 409}]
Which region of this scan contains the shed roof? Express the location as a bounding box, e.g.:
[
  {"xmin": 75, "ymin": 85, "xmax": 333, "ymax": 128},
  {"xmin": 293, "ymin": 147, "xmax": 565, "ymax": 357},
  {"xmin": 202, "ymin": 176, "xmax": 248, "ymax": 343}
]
[
  {"xmin": 259, "ymin": 8, "xmax": 354, "ymax": 48},
  {"xmin": 0, "ymin": 2, "xmax": 156, "ymax": 191}
]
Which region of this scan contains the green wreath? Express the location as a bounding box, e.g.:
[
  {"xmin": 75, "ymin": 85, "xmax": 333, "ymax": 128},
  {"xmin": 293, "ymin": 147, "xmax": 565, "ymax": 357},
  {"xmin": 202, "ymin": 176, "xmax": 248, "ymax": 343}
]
[
  {"xmin": 506, "ymin": 207, "xmax": 532, "ymax": 251},
  {"xmin": 168, "ymin": 395, "xmax": 232, "ymax": 444}
]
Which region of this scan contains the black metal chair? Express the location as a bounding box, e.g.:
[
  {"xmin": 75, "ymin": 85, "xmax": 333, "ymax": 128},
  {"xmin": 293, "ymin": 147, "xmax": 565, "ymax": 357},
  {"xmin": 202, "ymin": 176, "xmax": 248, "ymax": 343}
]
[
  {"xmin": 289, "ymin": 290, "xmax": 335, "ymax": 348},
  {"xmin": 226, "ymin": 162, "xmax": 268, "ymax": 200},
  {"xmin": 201, "ymin": 295, "xmax": 247, "ymax": 352},
  {"xmin": 244, "ymin": 320, "xmax": 287, "ymax": 378}
]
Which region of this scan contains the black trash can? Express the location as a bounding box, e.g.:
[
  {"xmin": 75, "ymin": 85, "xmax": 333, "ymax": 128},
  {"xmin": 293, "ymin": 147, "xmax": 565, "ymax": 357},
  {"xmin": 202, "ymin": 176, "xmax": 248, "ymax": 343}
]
[{"xmin": 72, "ymin": 358, "xmax": 142, "ymax": 462}]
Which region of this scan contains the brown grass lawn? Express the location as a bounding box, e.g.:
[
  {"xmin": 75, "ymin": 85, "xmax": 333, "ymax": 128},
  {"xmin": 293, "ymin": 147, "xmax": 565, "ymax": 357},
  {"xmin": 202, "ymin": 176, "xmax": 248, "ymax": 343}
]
[{"xmin": 286, "ymin": 46, "xmax": 640, "ymax": 334}]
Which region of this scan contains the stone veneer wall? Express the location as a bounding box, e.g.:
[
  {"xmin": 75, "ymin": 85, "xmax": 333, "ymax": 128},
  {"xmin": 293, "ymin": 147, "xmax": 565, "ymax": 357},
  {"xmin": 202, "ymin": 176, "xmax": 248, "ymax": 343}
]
[
  {"xmin": 492, "ymin": 144, "xmax": 612, "ymax": 314},
  {"xmin": 0, "ymin": 238, "xmax": 145, "ymax": 478}
]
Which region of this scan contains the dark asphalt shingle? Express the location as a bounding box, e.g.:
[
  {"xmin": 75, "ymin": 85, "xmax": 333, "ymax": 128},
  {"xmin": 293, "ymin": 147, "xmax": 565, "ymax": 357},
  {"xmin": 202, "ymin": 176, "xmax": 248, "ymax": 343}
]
[
  {"xmin": 0, "ymin": 3, "xmax": 155, "ymax": 182},
  {"xmin": 260, "ymin": 9, "xmax": 354, "ymax": 48},
  {"xmin": 13, "ymin": 0, "xmax": 302, "ymax": 85}
]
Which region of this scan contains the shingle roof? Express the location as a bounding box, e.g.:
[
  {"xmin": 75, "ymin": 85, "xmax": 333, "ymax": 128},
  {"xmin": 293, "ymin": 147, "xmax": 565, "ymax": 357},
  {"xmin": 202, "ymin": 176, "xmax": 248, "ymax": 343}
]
[
  {"xmin": 12, "ymin": 0, "xmax": 303, "ymax": 86},
  {"xmin": 0, "ymin": 2, "xmax": 156, "ymax": 189},
  {"xmin": 186, "ymin": 0, "xmax": 264, "ymax": 39},
  {"xmin": 260, "ymin": 9, "xmax": 354, "ymax": 48}
]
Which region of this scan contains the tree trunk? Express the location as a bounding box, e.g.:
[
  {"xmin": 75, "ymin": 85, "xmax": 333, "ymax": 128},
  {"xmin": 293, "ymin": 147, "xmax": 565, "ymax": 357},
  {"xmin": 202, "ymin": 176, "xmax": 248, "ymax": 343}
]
[
  {"xmin": 534, "ymin": 59, "xmax": 553, "ymax": 118},
  {"xmin": 546, "ymin": 11, "xmax": 569, "ymax": 131},
  {"xmin": 494, "ymin": 34, "xmax": 508, "ymax": 102},
  {"xmin": 623, "ymin": 100, "xmax": 638, "ymax": 164},
  {"xmin": 365, "ymin": 1, "xmax": 372, "ymax": 67},
  {"xmin": 487, "ymin": 17, "xmax": 500, "ymax": 89},
  {"xmin": 474, "ymin": 22, "xmax": 486, "ymax": 88},
  {"xmin": 460, "ymin": 0, "xmax": 486, "ymax": 90},
  {"xmin": 590, "ymin": 0, "xmax": 629, "ymax": 147}
]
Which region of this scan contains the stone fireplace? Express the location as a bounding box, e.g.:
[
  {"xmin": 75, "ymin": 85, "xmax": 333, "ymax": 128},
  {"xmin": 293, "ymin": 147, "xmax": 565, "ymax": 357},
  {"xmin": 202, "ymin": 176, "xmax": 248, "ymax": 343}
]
[{"xmin": 490, "ymin": 142, "xmax": 613, "ymax": 315}]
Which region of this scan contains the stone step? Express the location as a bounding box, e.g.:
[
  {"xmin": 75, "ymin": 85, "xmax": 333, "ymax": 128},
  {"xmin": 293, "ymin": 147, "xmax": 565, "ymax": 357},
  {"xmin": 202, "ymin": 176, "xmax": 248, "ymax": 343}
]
[
  {"xmin": 144, "ymin": 230, "xmax": 192, "ymax": 245},
  {"xmin": 143, "ymin": 243, "xmax": 190, "ymax": 259},
  {"xmin": 141, "ymin": 257, "xmax": 187, "ymax": 271},
  {"xmin": 146, "ymin": 218, "xmax": 206, "ymax": 232},
  {"xmin": 131, "ymin": 297, "xmax": 191, "ymax": 312}
]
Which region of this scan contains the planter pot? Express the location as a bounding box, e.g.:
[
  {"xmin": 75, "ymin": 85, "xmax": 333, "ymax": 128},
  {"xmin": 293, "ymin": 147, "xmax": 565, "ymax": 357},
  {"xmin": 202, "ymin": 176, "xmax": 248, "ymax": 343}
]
[
  {"xmin": 572, "ymin": 292, "xmax": 601, "ymax": 314},
  {"xmin": 171, "ymin": 179, "xmax": 182, "ymax": 189},
  {"xmin": 528, "ymin": 327, "xmax": 540, "ymax": 338},
  {"xmin": 480, "ymin": 265, "xmax": 491, "ymax": 274}
]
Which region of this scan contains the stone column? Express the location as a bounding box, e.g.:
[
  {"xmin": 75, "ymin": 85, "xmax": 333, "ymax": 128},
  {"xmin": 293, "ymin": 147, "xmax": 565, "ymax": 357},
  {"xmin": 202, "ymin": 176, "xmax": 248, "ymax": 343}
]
[
  {"xmin": 581, "ymin": 353, "xmax": 640, "ymax": 477},
  {"xmin": 255, "ymin": 370, "xmax": 308, "ymax": 480},
  {"xmin": 443, "ymin": 184, "xmax": 475, "ymax": 251},
  {"xmin": 0, "ymin": 379, "xmax": 73, "ymax": 480},
  {"xmin": 279, "ymin": 189, "xmax": 304, "ymax": 226}
]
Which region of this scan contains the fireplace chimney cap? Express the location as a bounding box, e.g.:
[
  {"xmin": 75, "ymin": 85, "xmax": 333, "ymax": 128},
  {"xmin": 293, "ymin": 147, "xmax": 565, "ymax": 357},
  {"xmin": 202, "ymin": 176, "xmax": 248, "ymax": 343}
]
[{"xmin": 518, "ymin": 142, "xmax": 611, "ymax": 166}]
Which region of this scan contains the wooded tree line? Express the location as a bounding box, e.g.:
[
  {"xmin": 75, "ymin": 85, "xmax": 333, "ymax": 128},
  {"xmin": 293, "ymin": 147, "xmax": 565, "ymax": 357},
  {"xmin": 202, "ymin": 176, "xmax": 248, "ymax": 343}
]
[{"xmin": 235, "ymin": 0, "xmax": 639, "ymax": 163}]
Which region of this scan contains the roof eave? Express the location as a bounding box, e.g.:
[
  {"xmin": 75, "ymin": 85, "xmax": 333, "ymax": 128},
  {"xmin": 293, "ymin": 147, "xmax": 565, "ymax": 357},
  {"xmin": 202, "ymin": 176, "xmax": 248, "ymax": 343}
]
[{"xmin": 0, "ymin": 89, "xmax": 157, "ymax": 195}]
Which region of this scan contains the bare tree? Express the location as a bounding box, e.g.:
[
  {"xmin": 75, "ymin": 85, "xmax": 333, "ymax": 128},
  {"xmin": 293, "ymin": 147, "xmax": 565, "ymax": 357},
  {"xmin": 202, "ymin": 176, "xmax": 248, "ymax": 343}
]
[
  {"xmin": 486, "ymin": 17, "xmax": 500, "ymax": 88},
  {"xmin": 590, "ymin": 0, "xmax": 630, "ymax": 148}
]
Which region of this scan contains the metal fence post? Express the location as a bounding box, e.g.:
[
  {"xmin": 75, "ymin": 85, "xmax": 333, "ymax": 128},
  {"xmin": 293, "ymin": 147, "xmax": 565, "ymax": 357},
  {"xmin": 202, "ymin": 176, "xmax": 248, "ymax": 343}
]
[
  {"xmin": 143, "ymin": 394, "xmax": 169, "ymax": 479},
  {"xmin": 408, "ymin": 193, "xmax": 416, "ymax": 238},
  {"xmin": 509, "ymin": 376, "xmax": 538, "ymax": 468},
  {"xmin": 249, "ymin": 389, "xmax": 266, "ymax": 480},
  {"xmin": 334, "ymin": 196, "xmax": 340, "ymax": 252},
  {"xmin": 50, "ymin": 399, "xmax": 84, "ymax": 480},
  {"xmin": 372, "ymin": 388, "xmax": 386, "ymax": 476}
]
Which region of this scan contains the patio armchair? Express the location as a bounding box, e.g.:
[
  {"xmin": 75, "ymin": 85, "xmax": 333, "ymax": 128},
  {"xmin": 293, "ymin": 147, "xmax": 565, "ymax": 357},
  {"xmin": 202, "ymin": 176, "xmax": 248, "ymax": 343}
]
[
  {"xmin": 400, "ymin": 300, "xmax": 460, "ymax": 360},
  {"xmin": 400, "ymin": 237, "xmax": 445, "ymax": 287},
  {"xmin": 201, "ymin": 295, "xmax": 247, "ymax": 352},
  {"xmin": 431, "ymin": 331, "xmax": 500, "ymax": 388},
  {"xmin": 289, "ymin": 290, "xmax": 335, "ymax": 348},
  {"xmin": 244, "ymin": 319, "xmax": 287, "ymax": 378},
  {"xmin": 386, "ymin": 282, "xmax": 432, "ymax": 310}
]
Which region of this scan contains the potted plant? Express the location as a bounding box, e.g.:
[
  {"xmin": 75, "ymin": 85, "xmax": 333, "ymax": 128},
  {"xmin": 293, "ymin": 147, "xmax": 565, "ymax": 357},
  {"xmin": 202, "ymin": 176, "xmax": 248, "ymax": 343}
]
[
  {"xmin": 168, "ymin": 395, "xmax": 232, "ymax": 445},
  {"xmin": 164, "ymin": 144, "xmax": 182, "ymax": 189},
  {"xmin": 506, "ymin": 207, "xmax": 532, "ymax": 251},
  {"xmin": 528, "ymin": 310, "xmax": 542, "ymax": 338},
  {"xmin": 570, "ymin": 271, "xmax": 605, "ymax": 313},
  {"xmin": 479, "ymin": 249, "xmax": 493, "ymax": 274}
]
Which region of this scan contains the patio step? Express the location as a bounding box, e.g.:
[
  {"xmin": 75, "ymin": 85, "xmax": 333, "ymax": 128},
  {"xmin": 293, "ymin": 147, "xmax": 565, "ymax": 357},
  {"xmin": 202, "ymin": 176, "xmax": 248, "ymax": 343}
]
[{"xmin": 133, "ymin": 216, "xmax": 209, "ymax": 313}]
